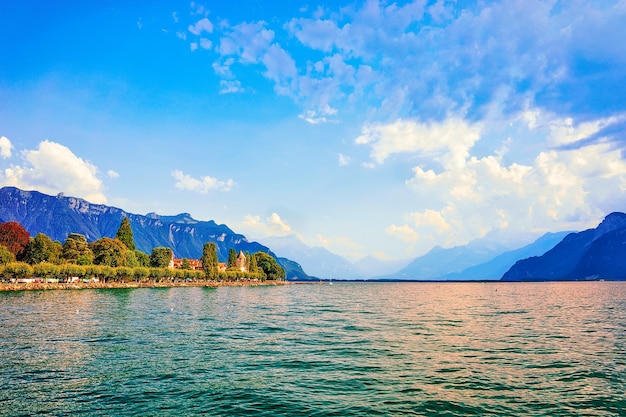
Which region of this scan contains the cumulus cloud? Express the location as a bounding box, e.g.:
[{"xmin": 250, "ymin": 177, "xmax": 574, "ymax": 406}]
[
  {"xmin": 338, "ymin": 153, "xmax": 350, "ymax": 167},
  {"xmin": 172, "ymin": 169, "xmax": 235, "ymax": 193},
  {"xmin": 240, "ymin": 212, "xmax": 293, "ymax": 237},
  {"xmin": 0, "ymin": 140, "xmax": 107, "ymax": 203},
  {"xmin": 107, "ymin": 170, "xmax": 120, "ymax": 179},
  {"xmin": 356, "ymin": 118, "xmax": 481, "ymax": 168},
  {"xmin": 370, "ymin": 113, "xmax": 626, "ymax": 250},
  {"xmin": 0, "ymin": 136, "xmax": 13, "ymax": 158}
]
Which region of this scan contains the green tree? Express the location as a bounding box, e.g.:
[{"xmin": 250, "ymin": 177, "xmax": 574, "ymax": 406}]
[
  {"xmin": 126, "ymin": 250, "xmax": 139, "ymax": 268},
  {"xmin": 201, "ymin": 242, "xmax": 218, "ymax": 280},
  {"xmin": 150, "ymin": 247, "xmax": 172, "ymax": 268},
  {"xmin": 3, "ymin": 262, "xmax": 33, "ymax": 279},
  {"xmin": 181, "ymin": 258, "xmax": 191, "ymax": 270},
  {"xmin": 22, "ymin": 233, "xmax": 62, "ymax": 264},
  {"xmin": 62, "ymin": 234, "xmax": 93, "ymax": 265},
  {"xmin": 253, "ymin": 252, "xmax": 285, "ymax": 281},
  {"xmin": 227, "ymin": 248, "xmax": 237, "ymax": 267},
  {"xmin": 33, "ymin": 263, "xmax": 59, "ymax": 281},
  {"xmin": 0, "ymin": 245, "xmax": 16, "ymax": 265},
  {"xmin": 248, "ymin": 252, "xmax": 258, "ymax": 273},
  {"xmin": 134, "ymin": 250, "xmax": 150, "ymax": 267},
  {"xmin": 0, "ymin": 221, "xmax": 30, "ymax": 259},
  {"xmin": 91, "ymin": 238, "xmax": 128, "ymax": 267},
  {"xmin": 115, "ymin": 217, "xmax": 136, "ymax": 251}
]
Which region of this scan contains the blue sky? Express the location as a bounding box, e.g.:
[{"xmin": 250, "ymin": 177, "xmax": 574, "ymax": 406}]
[{"xmin": 1, "ymin": 0, "xmax": 626, "ymax": 261}]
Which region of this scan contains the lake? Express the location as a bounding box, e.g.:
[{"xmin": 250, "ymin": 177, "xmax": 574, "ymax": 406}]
[{"xmin": 1, "ymin": 282, "xmax": 624, "ymax": 416}]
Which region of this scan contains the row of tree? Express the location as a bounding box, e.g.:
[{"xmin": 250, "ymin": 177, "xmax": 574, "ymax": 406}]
[{"xmin": 0, "ymin": 218, "xmax": 285, "ymax": 281}]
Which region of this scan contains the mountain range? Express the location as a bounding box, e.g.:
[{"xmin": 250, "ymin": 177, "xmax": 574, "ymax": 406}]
[
  {"xmin": 502, "ymin": 212, "xmax": 626, "ymax": 281},
  {"xmin": 2, "ymin": 186, "xmax": 625, "ymax": 281},
  {"xmin": 0, "ymin": 186, "xmax": 310, "ymax": 280}
]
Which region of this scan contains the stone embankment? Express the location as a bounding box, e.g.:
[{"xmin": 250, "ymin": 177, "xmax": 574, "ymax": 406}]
[{"xmin": 0, "ymin": 280, "xmax": 288, "ymax": 292}]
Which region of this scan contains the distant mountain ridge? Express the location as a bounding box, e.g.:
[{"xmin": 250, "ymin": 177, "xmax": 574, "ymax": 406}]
[
  {"xmin": 441, "ymin": 232, "xmax": 571, "ymax": 280},
  {"xmin": 0, "ymin": 186, "xmax": 310, "ymax": 280},
  {"xmin": 502, "ymin": 212, "xmax": 626, "ymax": 281}
]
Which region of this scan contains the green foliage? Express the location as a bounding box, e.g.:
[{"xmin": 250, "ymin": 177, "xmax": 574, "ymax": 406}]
[
  {"xmin": 33, "ymin": 263, "xmax": 59, "ymax": 279},
  {"xmin": 126, "ymin": 250, "xmax": 139, "ymax": 268},
  {"xmin": 181, "ymin": 258, "xmax": 191, "ymax": 270},
  {"xmin": 134, "ymin": 250, "xmax": 150, "ymax": 267},
  {"xmin": 133, "ymin": 267, "xmax": 150, "ymax": 282},
  {"xmin": 62, "ymin": 234, "xmax": 93, "ymax": 265},
  {"xmin": 91, "ymin": 238, "xmax": 128, "ymax": 267},
  {"xmin": 201, "ymin": 242, "xmax": 218, "ymax": 280},
  {"xmin": 115, "ymin": 217, "xmax": 136, "ymax": 251},
  {"xmin": 249, "ymin": 253, "xmax": 258, "ymax": 274},
  {"xmin": 149, "ymin": 267, "xmax": 166, "ymax": 281},
  {"xmin": 228, "ymin": 248, "xmax": 237, "ymax": 267},
  {"xmin": 150, "ymin": 247, "xmax": 172, "ymax": 268},
  {"xmin": 0, "ymin": 221, "xmax": 30, "ymax": 258},
  {"xmin": 2, "ymin": 262, "xmax": 33, "ymax": 279},
  {"xmin": 0, "ymin": 245, "xmax": 16, "ymax": 265},
  {"xmin": 22, "ymin": 233, "xmax": 62, "ymax": 264},
  {"xmin": 115, "ymin": 267, "xmax": 133, "ymax": 282},
  {"xmin": 253, "ymin": 252, "xmax": 285, "ymax": 281}
]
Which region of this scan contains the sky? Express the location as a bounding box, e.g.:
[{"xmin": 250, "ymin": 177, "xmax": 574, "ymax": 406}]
[{"xmin": 1, "ymin": 0, "xmax": 626, "ymax": 262}]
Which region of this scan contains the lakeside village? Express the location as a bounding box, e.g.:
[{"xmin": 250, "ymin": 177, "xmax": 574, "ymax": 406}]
[{"xmin": 0, "ymin": 218, "xmax": 286, "ymax": 288}]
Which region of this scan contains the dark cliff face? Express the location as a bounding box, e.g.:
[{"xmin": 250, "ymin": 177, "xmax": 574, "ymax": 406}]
[
  {"xmin": 502, "ymin": 213, "xmax": 626, "ymax": 281},
  {"xmin": 0, "ymin": 186, "xmax": 268, "ymax": 261}
]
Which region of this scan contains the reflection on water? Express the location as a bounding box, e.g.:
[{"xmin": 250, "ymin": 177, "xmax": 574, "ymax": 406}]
[{"xmin": 0, "ymin": 282, "xmax": 625, "ymax": 416}]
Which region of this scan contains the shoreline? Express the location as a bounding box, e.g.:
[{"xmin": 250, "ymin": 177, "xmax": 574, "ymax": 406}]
[{"xmin": 0, "ymin": 280, "xmax": 289, "ymax": 292}]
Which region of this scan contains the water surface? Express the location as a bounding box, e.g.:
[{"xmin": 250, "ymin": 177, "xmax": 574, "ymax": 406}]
[{"xmin": 1, "ymin": 282, "xmax": 624, "ymax": 416}]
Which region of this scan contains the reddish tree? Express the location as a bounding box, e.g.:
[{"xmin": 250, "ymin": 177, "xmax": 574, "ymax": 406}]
[{"xmin": 0, "ymin": 221, "xmax": 30, "ymax": 258}]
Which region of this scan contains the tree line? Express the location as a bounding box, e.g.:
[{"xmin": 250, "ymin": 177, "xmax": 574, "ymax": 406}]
[{"xmin": 0, "ymin": 218, "xmax": 284, "ymax": 282}]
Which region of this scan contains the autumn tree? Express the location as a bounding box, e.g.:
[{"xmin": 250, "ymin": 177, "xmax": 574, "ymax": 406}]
[
  {"xmin": 62, "ymin": 234, "xmax": 93, "ymax": 265},
  {"xmin": 22, "ymin": 233, "xmax": 62, "ymax": 264},
  {"xmin": 90, "ymin": 238, "xmax": 128, "ymax": 267},
  {"xmin": 0, "ymin": 221, "xmax": 30, "ymax": 259},
  {"xmin": 150, "ymin": 247, "xmax": 172, "ymax": 268},
  {"xmin": 115, "ymin": 217, "xmax": 135, "ymax": 251},
  {"xmin": 201, "ymin": 242, "xmax": 218, "ymax": 280}
]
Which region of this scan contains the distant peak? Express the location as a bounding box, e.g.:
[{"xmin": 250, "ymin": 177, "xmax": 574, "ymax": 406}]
[{"xmin": 596, "ymin": 212, "xmax": 626, "ymax": 237}]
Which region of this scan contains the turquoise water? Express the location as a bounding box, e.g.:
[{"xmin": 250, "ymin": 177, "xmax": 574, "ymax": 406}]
[{"xmin": 1, "ymin": 282, "xmax": 625, "ymax": 416}]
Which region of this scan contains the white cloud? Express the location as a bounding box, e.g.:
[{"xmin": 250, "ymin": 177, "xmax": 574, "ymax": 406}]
[
  {"xmin": 172, "ymin": 169, "xmax": 235, "ymax": 193},
  {"xmin": 355, "ymin": 118, "xmax": 481, "ymax": 168},
  {"xmin": 107, "ymin": 170, "xmax": 120, "ymax": 179},
  {"xmin": 240, "ymin": 212, "xmax": 293, "ymax": 237},
  {"xmin": 199, "ymin": 38, "xmax": 212, "ymax": 50},
  {"xmin": 385, "ymin": 224, "xmax": 418, "ymax": 242},
  {"xmin": 0, "ymin": 136, "xmax": 13, "ymax": 158},
  {"xmin": 338, "ymin": 153, "xmax": 350, "ymax": 167},
  {"xmin": 190, "ymin": 42, "xmax": 198, "ymax": 52},
  {"xmin": 188, "ymin": 17, "xmax": 213, "ymax": 35},
  {"xmin": 299, "ymin": 104, "xmax": 338, "ymax": 124},
  {"xmin": 219, "ymin": 80, "xmax": 243, "ymax": 94},
  {"xmin": 1, "ymin": 140, "xmax": 107, "ymax": 203}
]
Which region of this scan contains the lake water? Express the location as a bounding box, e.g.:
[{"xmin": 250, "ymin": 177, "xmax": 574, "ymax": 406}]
[{"xmin": 1, "ymin": 282, "xmax": 625, "ymax": 416}]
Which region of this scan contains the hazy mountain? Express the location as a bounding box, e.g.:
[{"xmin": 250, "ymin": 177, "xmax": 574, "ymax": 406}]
[
  {"xmin": 259, "ymin": 235, "xmax": 363, "ymax": 279},
  {"xmin": 441, "ymin": 231, "xmax": 571, "ymax": 280},
  {"xmin": 354, "ymin": 255, "xmax": 411, "ymax": 278},
  {"xmin": 502, "ymin": 212, "xmax": 626, "ymax": 281},
  {"xmin": 387, "ymin": 238, "xmax": 512, "ymax": 280},
  {"xmin": 0, "ymin": 186, "xmax": 311, "ymax": 280}
]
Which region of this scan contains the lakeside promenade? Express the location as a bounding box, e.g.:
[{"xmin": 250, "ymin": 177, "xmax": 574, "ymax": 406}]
[{"xmin": 0, "ymin": 280, "xmax": 289, "ymax": 292}]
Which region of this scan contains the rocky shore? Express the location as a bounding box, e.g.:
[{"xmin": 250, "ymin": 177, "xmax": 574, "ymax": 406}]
[{"xmin": 0, "ymin": 280, "xmax": 288, "ymax": 292}]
